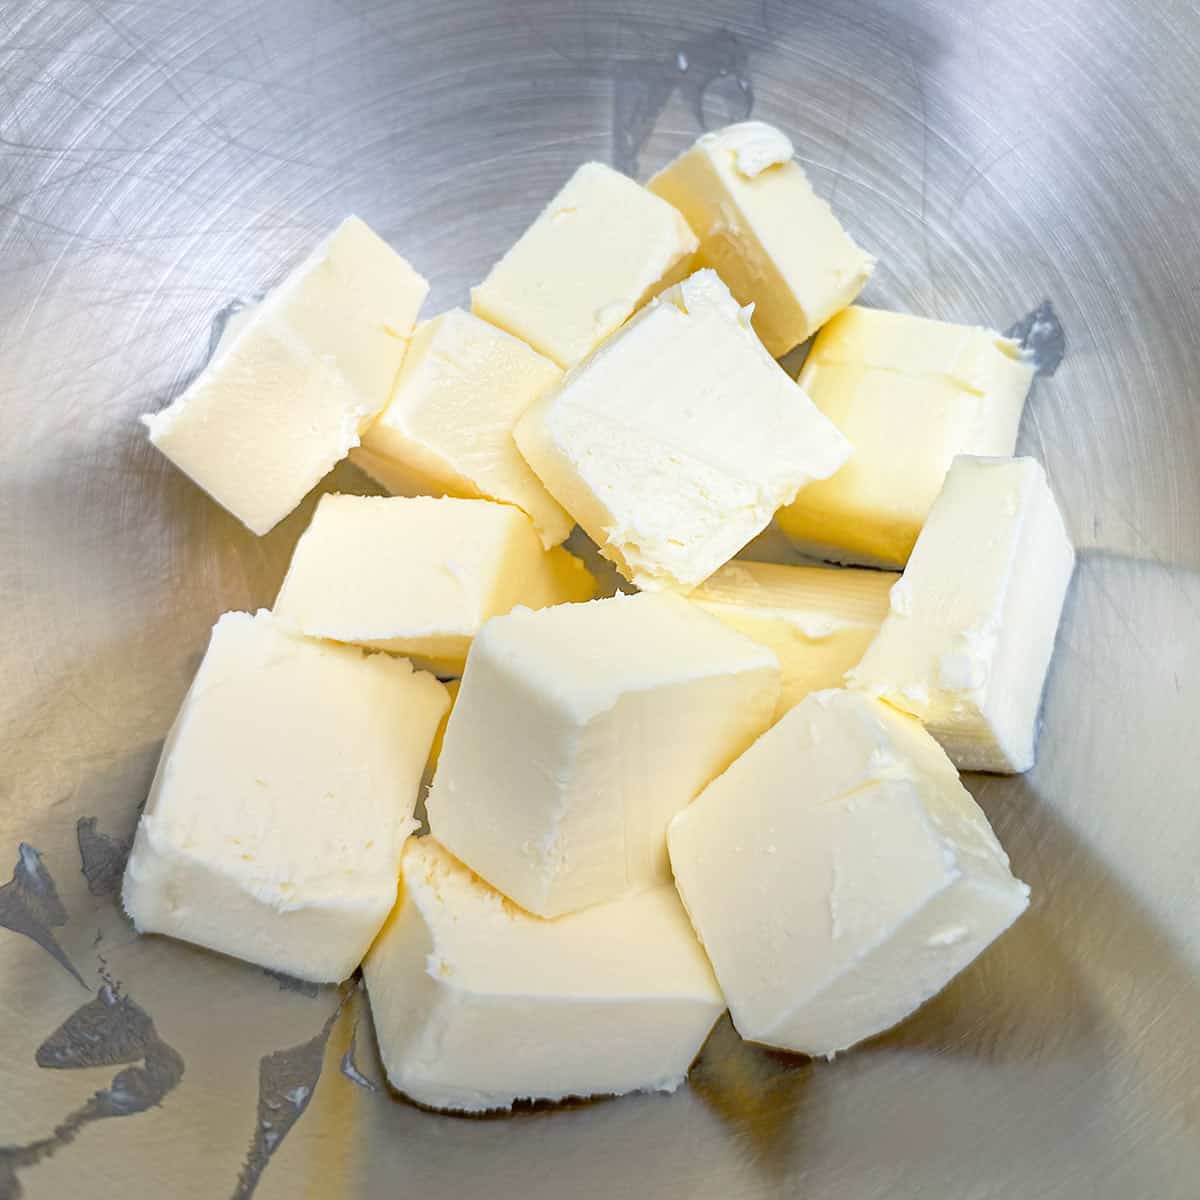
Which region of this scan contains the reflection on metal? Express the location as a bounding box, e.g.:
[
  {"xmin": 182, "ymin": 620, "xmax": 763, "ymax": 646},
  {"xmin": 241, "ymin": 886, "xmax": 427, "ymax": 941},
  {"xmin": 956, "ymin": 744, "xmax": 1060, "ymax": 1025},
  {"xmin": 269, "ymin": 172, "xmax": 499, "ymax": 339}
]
[
  {"xmin": 76, "ymin": 818, "xmax": 132, "ymax": 899},
  {"xmin": 232, "ymin": 1000, "xmax": 344, "ymax": 1200},
  {"xmin": 207, "ymin": 298, "xmax": 255, "ymax": 361},
  {"xmin": 0, "ymin": 976, "xmax": 184, "ymax": 1198},
  {"xmin": 262, "ymin": 968, "xmax": 321, "ymax": 999},
  {"xmin": 340, "ymin": 1021, "xmax": 379, "ymax": 1094},
  {"xmin": 1006, "ymin": 301, "xmax": 1066, "ymax": 378},
  {"xmin": 613, "ymin": 30, "xmax": 752, "ymax": 175},
  {"xmin": 0, "ymin": 844, "xmax": 86, "ymax": 988}
]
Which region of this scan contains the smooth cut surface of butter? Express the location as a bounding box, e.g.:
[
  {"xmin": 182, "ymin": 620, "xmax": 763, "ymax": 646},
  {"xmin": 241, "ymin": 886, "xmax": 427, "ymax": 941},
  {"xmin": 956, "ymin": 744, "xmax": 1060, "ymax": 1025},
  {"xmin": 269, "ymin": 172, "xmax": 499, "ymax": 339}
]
[
  {"xmin": 427, "ymin": 592, "xmax": 780, "ymax": 917},
  {"xmin": 273, "ymin": 494, "xmax": 595, "ymax": 675},
  {"xmin": 471, "ymin": 161, "xmax": 698, "ymax": 369},
  {"xmin": 364, "ymin": 837, "xmax": 724, "ymax": 1113},
  {"xmin": 648, "ymin": 121, "xmax": 874, "ymax": 355},
  {"xmin": 688, "ymin": 560, "xmax": 896, "ymax": 717},
  {"xmin": 122, "ymin": 610, "xmax": 448, "ymax": 982},
  {"xmin": 514, "ymin": 269, "xmax": 851, "ymax": 592},
  {"xmin": 777, "ymin": 306, "xmax": 1035, "ymax": 567},
  {"xmin": 144, "ymin": 217, "xmax": 428, "ymax": 535},
  {"xmin": 353, "ymin": 307, "xmax": 572, "ymax": 547},
  {"xmin": 669, "ymin": 689, "xmax": 1030, "ymax": 1058},
  {"xmin": 849, "ymin": 455, "xmax": 1075, "ymax": 773}
]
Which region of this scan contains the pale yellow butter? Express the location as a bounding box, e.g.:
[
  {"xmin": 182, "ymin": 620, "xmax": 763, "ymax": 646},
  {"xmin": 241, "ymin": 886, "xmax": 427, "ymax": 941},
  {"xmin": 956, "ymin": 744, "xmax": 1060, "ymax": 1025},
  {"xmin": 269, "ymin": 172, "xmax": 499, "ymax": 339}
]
[
  {"xmin": 273, "ymin": 494, "xmax": 595, "ymax": 675},
  {"xmin": 649, "ymin": 121, "xmax": 874, "ymax": 355},
  {"xmin": 143, "ymin": 217, "xmax": 427, "ymax": 535},
  {"xmin": 471, "ymin": 161, "xmax": 697, "ymax": 369},
  {"xmin": 353, "ymin": 308, "xmax": 572, "ymax": 547},
  {"xmin": 364, "ymin": 838, "xmax": 724, "ymax": 1113},
  {"xmin": 426, "ymin": 592, "xmax": 780, "ymax": 918},
  {"xmin": 688, "ymin": 560, "xmax": 896, "ymax": 717},
  {"xmin": 515, "ymin": 270, "xmax": 850, "ymax": 592},
  {"xmin": 849, "ymin": 455, "xmax": 1075, "ymax": 773},
  {"xmin": 424, "ymin": 678, "xmax": 460, "ymax": 780},
  {"xmin": 669, "ymin": 689, "xmax": 1030, "ymax": 1058},
  {"xmin": 121, "ymin": 610, "xmax": 448, "ymax": 983},
  {"xmin": 777, "ymin": 306, "xmax": 1034, "ymax": 567}
]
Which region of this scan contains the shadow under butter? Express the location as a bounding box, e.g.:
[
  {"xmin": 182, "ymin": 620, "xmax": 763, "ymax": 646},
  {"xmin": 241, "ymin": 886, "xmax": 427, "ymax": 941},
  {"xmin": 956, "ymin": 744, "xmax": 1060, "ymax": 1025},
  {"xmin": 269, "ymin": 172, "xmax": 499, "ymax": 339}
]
[{"xmin": 689, "ymin": 1014, "xmax": 813, "ymax": 1175}]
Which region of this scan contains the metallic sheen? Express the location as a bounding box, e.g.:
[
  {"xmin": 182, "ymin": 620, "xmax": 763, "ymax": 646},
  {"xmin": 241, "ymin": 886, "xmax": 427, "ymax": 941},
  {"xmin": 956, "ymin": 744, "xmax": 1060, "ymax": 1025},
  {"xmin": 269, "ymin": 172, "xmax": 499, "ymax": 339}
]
[{"xmin": 1, "ymin": 2, "xmax": 1198, "ymax": 1198}]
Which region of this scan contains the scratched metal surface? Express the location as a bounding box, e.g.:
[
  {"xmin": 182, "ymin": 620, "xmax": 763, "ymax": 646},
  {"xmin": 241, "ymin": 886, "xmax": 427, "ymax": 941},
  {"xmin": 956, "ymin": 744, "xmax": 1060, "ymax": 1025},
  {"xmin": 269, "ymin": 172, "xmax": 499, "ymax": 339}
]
[{"xmin": 1, "ymin": 0, "xmax": 1198, "ymax": 1197}]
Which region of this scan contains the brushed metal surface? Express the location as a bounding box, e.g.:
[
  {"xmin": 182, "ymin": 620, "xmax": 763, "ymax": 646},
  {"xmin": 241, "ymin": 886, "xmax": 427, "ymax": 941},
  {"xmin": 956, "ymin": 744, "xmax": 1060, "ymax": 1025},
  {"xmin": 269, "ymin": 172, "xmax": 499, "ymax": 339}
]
[{"xmin": 1, "ymin": 1, "xmax": 1198, "ymax": 1197}]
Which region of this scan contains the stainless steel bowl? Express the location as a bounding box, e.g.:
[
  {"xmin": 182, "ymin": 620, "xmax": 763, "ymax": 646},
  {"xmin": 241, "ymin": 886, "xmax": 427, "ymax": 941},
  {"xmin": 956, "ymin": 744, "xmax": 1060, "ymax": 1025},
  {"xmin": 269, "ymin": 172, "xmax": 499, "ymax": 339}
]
[{"xmin": 2, "ymin": 2, "xmax": 1198, "ymax": 1197}]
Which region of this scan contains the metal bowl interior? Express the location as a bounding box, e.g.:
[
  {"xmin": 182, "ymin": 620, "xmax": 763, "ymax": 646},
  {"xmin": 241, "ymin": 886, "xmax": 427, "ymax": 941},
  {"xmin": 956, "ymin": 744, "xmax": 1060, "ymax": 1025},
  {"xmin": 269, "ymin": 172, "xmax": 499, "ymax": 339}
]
[{"xmin": 1, "ymin": 2, "xmax": 1198, "ymax": 1198}]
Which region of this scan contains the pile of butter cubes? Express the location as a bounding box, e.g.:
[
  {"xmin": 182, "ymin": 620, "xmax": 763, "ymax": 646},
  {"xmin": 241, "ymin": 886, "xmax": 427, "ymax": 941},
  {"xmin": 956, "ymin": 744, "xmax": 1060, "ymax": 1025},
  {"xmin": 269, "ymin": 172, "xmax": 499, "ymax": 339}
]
[{"xmin": 124, "ymin": 121, "xmax": 1074, "ymax": 1113}]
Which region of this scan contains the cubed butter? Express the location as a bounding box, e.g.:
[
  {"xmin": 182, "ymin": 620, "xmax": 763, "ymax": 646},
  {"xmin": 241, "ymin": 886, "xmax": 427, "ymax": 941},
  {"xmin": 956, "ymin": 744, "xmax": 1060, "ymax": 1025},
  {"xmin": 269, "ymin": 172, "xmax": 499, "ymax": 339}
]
[
  {"xmin": 849, "ymin": 455, "xmax": 1075, "ymax": 773},
  {"xmin": 273, "ymin": 494, "xmax": 595, "ymax": 675},
  {"xmin": 688, "ymin": 560, "xmax": 895, "ymax": 717},
  {"xmin": 427, "ymin": 592, "xmax": 780, "ymax": 917},
  {"xmin": 144, "ymin": 217, "xmax": 428, "ymax": 535},
  {"xmin": 352, "ymin": 308, "xmax": 572, "ymax": 547},
  {"xmin": 425, "ymin": 678, "xmax": 461, "ymax": 779},
  {"xmin": 777, "ymin": 306, "xmax": 1035, "ymax": 567},
  {"xmin": 668, "ymin": 689, "xmax": 1030, "ymax": 1058},
  {"xmin": 648, "ymin": 121, "xmax": 874, "ymax": 355},
  {"xmin": 122, "ymin": 610, "xmax": 448, "ymax": 982},
  {"xmin": 471, "ymin": 161, "xmax": 698, "ymax": 369},
  {"xmin": 514, "ymin": 270, "xmax": 850, "ymax": 592},
  {"xmin": 363, "ymin": 837, "xmax": 724, "ymax": 1113}
]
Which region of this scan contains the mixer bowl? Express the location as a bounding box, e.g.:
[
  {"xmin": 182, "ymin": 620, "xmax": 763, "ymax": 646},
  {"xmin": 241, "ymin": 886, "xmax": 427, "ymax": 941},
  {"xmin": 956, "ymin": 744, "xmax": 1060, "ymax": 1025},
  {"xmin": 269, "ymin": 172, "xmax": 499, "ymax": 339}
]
[{"xmin": 2, "ymin": 2, "xmax": 1198, "ymax": 1197}]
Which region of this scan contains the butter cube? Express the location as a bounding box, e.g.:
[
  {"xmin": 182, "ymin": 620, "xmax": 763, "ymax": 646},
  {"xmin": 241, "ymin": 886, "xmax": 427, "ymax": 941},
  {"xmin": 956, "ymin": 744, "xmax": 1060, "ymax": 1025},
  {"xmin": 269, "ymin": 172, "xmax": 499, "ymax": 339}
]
[
  {"xmin": 648, "ymin": 121, "xmax": 874, "ymax": 355},
  {"xmin": 514, "ymin": 270, "xmax": 850, "ymax": 592},
  {"xmin": 849, "ymin": 455, "xmax": 1075, "ymax": 773},
  {"xmin": 424, "ymin": 678, "xmax": 460, "ymax": 781},
  {"xmin": 273, "ymin": 494, "xmax": 595, "ymax": 675},
  {"xmin": 777, "ymin": 306, "xmax": 1035, "ymax": 567},
  {"xmin": 688, "ymin": 560, "xmax": 895, "ymax": 717},
  {"xmin": 364, "ymin": 837, "xmax": 724, "ymax": 1113},
  {"xmin": 122, "ymin": 611, "xmax": 448, "ymax": 982},
  {"xmin": 471, "ymin": 162, "xmax": 697, "ymax": 369},
  {"xmin": 352, "ymin": 308, "xmax": 572, "ymax": 547},
  {"xmin": 144, "ymin": 217, "xmax": 428, "ymax": 535},
  {"xmin": 427, "ymin": 592, "xmax": 780, "ymax": 917},
  {"xmin": 668, "ymin": 690, "xmax": 1030, "ymax": 1058}
]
